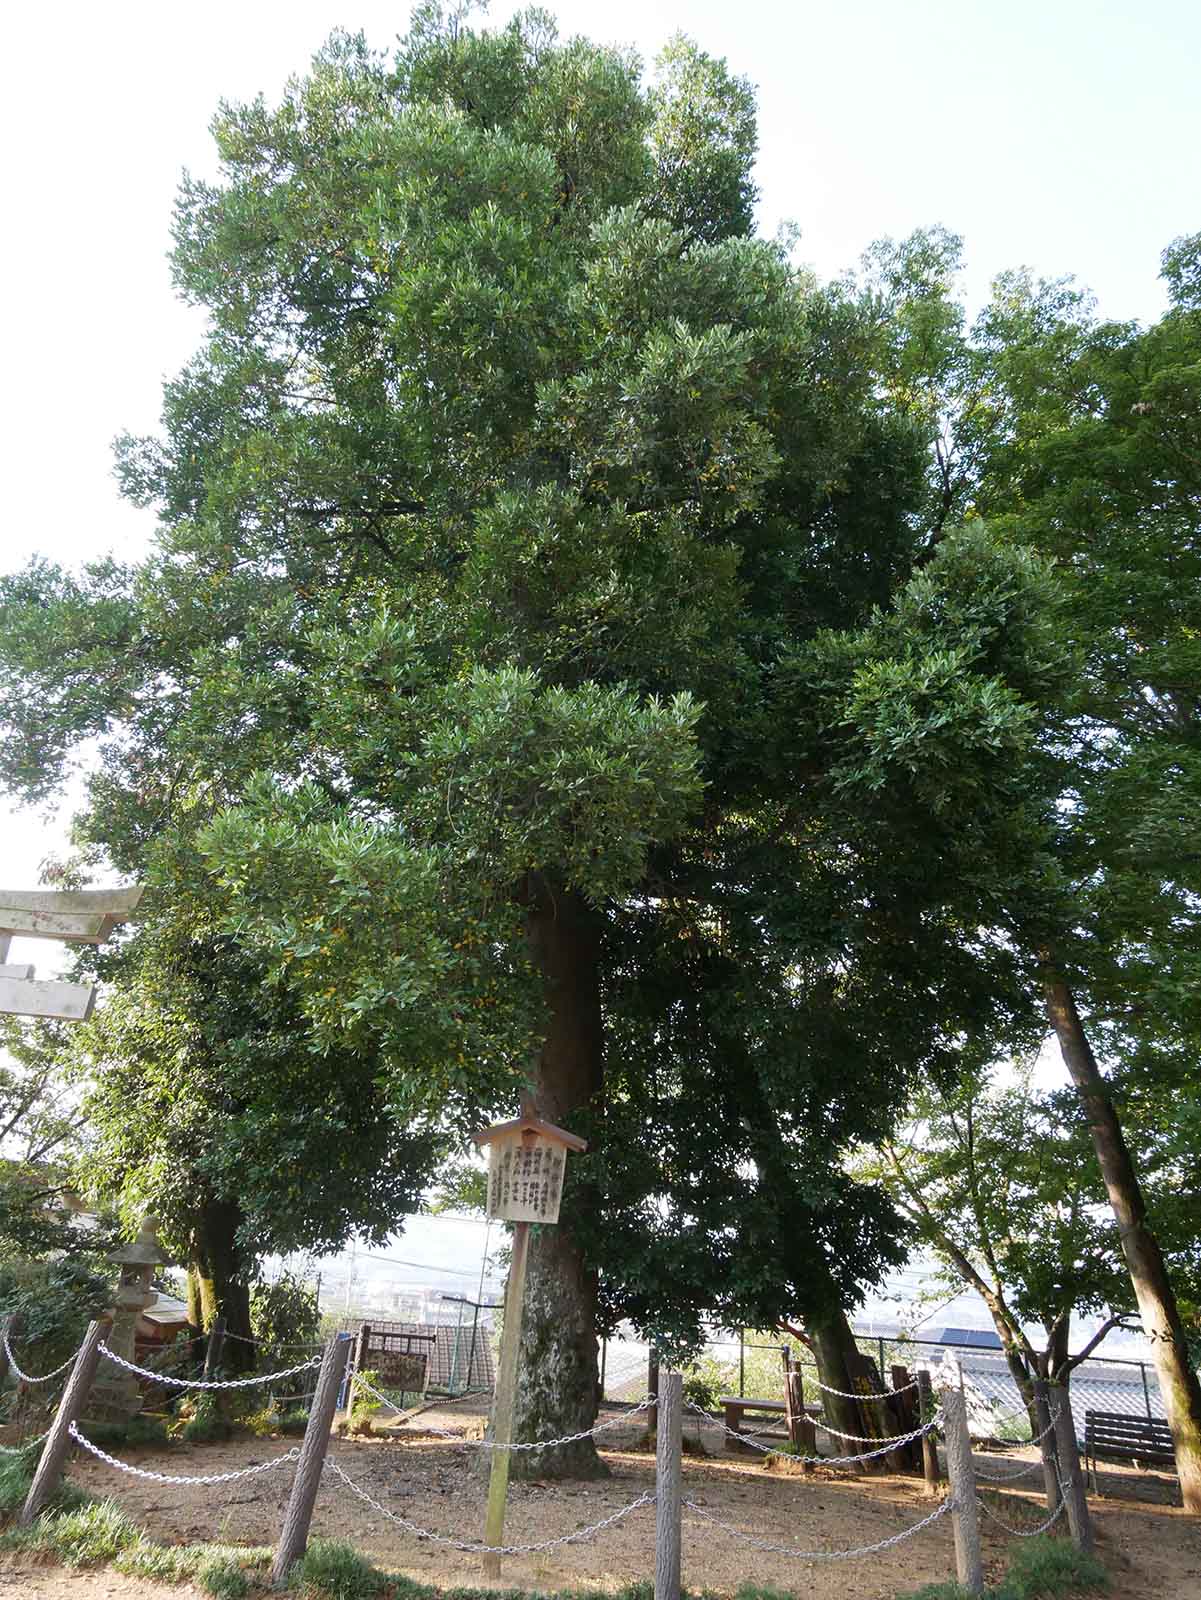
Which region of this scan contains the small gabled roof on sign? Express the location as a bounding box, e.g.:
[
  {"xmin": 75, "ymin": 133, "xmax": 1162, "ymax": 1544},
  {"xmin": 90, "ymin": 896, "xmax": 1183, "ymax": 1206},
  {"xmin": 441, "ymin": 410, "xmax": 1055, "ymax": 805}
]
[{"xmin": 472, "ymin": 1097, "xmax": 587, "ymax": 1154}]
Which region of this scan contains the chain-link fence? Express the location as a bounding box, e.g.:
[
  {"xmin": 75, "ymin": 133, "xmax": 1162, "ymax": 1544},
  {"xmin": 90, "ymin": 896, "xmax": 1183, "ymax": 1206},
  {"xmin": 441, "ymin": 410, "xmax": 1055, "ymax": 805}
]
[{"xmin": 598, "ymin": 1325, "xmax": 1170, "ymax": 1443}]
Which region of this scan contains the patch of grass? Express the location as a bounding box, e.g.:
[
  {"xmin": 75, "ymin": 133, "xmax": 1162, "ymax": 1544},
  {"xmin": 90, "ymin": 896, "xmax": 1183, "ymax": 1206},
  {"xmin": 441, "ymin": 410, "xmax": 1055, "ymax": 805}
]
[
  {"xmin": 289, "ymin": 1537, "xmax": 387, "ymax": 1598},
  {"xmin": 114, "ymin": 1538, "xmax": 273, "ymax": 1583},
  {"xmin": 83, "ymin": 1414, "xmax": 171, "ymax": 1451},
  {"xmin": 1002, "ymin": 1536, "xmax": 1108, "ymax": 1598},
  {"xmin": 897, "ymin": 1585, "xmax": 981, "ymax": 1600},
  {"xmin": 0, "ymin": 1444, "xmax": 89, "ymax": 1518},
  {"xmin": 0, "ymin": 1498, "xmax": 143, "ymax": 1567},
  {"xmin": 198, "ymin": 1554, "xmax": 253, "ymax": 1598},
  {"xmin": 897, "ymin": 1537, "xmax": 1109, "ymax": 1600}
]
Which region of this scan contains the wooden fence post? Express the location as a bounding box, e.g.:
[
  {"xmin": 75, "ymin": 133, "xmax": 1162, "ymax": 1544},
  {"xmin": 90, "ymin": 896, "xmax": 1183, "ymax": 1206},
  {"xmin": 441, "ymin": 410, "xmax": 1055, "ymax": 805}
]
[
  {"xmin": 271, "ymin": 1332, "xmax": 353, "ymax": 1587},
  {"xmin": 481, "ymin": 1219, "xmax": 531, "ymax": 1579},
  {"xmin": 202, "ymin": 1316, "xmax": 226, "ymax": 1381},
  {"xmin": 655, "ymin": 1368, "xmax": 682, "ymax": 1600},
  {"xmin": 781, "ymin": 1352, "xmax": 814, "ymax": 1471},
  {"xmin": 20, "ymin": 1318, "xmax": 107, "ymax": 1526},
  {"xmin": 916, "ymin": 1370, "xmax": 941, "ymax": 1495},
  {"xmin": 1049, "ymin": 1384, "xmax": 1094, "ymax": 1554},
  {"xmin": 941, "ymin": 1382, "xmax": 984, "ymax": 1596}
]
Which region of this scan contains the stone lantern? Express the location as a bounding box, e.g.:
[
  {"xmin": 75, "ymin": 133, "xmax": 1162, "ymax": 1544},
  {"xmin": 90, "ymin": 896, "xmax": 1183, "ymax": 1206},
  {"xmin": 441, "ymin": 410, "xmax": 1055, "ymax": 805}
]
[
  {"xmin": 89, "ymin": 1214, "xmax": 168, "ymax": 1422},
  {"xmin": 473, "ymin": 1099, "xmax": 587, "ymax": 1224}
]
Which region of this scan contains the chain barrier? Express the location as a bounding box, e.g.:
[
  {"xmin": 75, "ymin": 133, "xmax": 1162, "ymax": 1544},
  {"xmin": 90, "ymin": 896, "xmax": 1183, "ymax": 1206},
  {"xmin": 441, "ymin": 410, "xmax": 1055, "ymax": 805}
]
[
  {"xmin": 811, "ymin": 1374, "xmax": 920, "ymax": 1401},
  {"xmin": 351, "ymin": 1372, "xmax": 657, "ymax": 1450},
  {"xmin": 971, "ymin": 1407, "xmax": 1060, "ymax": 1482},
  {"xmin": 220, "ymin": 1330, "xmax": 324, "ymax": 1352},
  {"xmin": 98, "ymin": 1341, "xmax": 320, "ymax": 1391},
  {"xmin": 683, "ymin": 1398, "xmax": 944, "ymax": 1468},
  {"xmin": 3, "ymin": 1331, "xmax": 79, "ymax": 1386},
  {"xmin": 0, "ymin": 1429, "xmax": 50, "ymax": 1455},
  {"xmin": 977, "ymin": 1489, "xmax": 1067, "ymax": 1538},
  {"xmin": 325, "ymin": 1457, "xmax": 656, "ymax": 1553},
  {"xmin": 682, "ymin": 1494, "xmax": 953, "ymax": 1560},
  {"xmin": 68, "ymin": 1421, "xmax": 301, "ymax": 1486}
]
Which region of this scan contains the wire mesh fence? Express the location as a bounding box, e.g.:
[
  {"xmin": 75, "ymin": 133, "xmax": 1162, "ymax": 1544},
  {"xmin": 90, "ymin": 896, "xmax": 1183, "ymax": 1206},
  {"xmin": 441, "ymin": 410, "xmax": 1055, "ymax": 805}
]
[{"xmin": 597, "ymin": 1325, "xmax": 1170, "ymax": 1444}]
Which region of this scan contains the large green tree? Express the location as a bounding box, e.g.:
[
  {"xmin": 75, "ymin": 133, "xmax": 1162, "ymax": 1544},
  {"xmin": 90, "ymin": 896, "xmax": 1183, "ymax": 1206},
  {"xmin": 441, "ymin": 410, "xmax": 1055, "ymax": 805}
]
[{"xmin": 0, "ymin": 8, "xmax": 1072, "ymax": 1472}]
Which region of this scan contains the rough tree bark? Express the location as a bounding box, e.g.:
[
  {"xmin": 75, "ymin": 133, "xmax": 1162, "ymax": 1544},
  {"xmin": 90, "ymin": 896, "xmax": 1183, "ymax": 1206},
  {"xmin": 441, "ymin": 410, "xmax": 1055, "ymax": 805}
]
[
  {"xmin": 806, "ymin": 1296, "xmax": 878, "ymax": 1474},
  {"xmin": 510, "ymin": 878, "xmax": 607, "ymax": 1479},
  {"xmin": 190, "ymin": 1195, "xmax": 254, "ymax": 1373},
  {"xmin": 1043, "ymin": 961, "xmax": 1201, "ymax": 1515}
]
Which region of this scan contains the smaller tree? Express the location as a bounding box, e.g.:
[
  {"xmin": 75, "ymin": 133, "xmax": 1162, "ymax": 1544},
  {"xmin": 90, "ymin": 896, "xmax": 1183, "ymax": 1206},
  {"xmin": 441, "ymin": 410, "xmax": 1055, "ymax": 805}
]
[{"xmin": 861, "ymin": 1062, "xmax": 1145, "ymax": 1425}]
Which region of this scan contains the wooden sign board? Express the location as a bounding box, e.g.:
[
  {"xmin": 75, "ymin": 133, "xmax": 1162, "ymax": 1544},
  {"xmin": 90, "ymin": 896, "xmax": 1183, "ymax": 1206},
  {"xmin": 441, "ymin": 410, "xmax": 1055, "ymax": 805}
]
[
  {"xmin": 485, "ymin": 1134, "xmax": 567, "ymax": 1223},
  {"xmin": 378, "ymin": 1350, "xmax": 428, "ymax": 1394}
]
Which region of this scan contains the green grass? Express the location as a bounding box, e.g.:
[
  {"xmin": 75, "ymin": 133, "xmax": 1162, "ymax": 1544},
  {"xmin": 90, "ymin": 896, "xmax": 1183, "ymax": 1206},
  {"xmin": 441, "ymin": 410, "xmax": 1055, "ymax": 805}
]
[
  {"xmin": 897, "ymin": 1535, "xmax": 1109, "ymax": 1600},
  {"xmin": 199, "ymin": 1554, "xmax": 254, "ymax": 1598},
  {"xmin": 289, "ymin": 1537, "xmax": 388, "ymax": 1597},
  {"xmin": 1002, "ymin": 1536, "xmax": 1108, "ymax": 1598},
  {"xmin": 0, "ymin": 1498, "xmax": 142, "ymax": 1566}
]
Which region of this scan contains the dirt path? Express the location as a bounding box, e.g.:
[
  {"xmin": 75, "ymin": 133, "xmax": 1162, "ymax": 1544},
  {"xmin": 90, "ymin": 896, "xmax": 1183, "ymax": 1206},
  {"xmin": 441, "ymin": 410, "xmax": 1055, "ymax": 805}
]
[{"xmin": 4, "ymin": 1401, "xmax": 1199, "ymax": 1597}]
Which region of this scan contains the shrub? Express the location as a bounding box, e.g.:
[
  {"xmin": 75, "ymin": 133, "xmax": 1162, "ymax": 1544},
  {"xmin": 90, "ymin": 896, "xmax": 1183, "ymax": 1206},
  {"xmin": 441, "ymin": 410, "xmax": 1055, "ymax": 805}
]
[
  {"xmin": 1002, "ymin": 1536, "xmax": 1108, "ymax": 1598},
  {"xmin": 289, "ymin": 1537, "xmax": 387, "ymax": 1598},
  {"xmin": 199, "ymin": 1555, "xmax": 252, "ymax": 1598},
  {"xmin": 349, "ymin": 1370, "xmax": 383, "ymax": 1436},
  {"xmin": 181, "ymin": 1391, "xmax": 234, "ymax": 1443}
]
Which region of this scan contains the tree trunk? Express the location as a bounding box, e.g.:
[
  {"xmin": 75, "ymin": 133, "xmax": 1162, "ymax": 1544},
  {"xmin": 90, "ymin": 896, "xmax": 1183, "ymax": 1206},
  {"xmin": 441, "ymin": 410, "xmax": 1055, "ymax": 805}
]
[
  {"xmin": 1043, "ymin": 962, "xmax": 1201, "ymax": 1514},
  {"xmin": 807, "ymin": 1300, "xmax": 876, "ymax": 1474},
  {"xmin": 191, "ymin": 1196, "xmax": 254, "ymax": 1374},
  {"xmin": 510, "ymin": 879, "xmax": 607, "ymax": 1479}
]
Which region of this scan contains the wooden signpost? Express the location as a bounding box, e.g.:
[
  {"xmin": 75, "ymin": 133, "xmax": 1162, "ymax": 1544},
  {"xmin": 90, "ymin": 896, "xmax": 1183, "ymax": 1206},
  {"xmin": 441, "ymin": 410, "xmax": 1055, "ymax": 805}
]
[
  {"xmin": 473, "ymin": 1097, "xmax": 586, "ymax": 1577},
  {"xmin": 0, "ymin": 886, "xmax": 143, "ymax": 1022}
]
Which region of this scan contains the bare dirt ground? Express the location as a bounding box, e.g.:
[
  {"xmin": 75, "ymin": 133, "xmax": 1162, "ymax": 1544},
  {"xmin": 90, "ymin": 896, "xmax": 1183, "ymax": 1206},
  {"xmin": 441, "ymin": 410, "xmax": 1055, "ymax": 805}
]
[{"xmin": 3, "ymin": 1397, "xmax": 1200, "ymax": 1597}]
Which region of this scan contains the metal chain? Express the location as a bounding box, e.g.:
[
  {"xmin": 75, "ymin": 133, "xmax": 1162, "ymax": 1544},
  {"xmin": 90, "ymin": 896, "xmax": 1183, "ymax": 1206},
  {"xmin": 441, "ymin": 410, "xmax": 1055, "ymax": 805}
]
[
  {"xmin": 683, "ymin": 1398, "xmax": 943, "ymax": 1468},
  {"xmin": 815, "ymin": 1414, "xmax": 941, "ymax": 1445},
  {"xmin": 98, "ymin": 1341, "xmax": 320, "ymax": 1390},
  {"xmin": 810, "ymin": 1374, "xmax": 920, "ymax": 1401},
  {"xmin": 325, "ymin": 1457, "xmax": 655, "ymax": 1553},
  {"xmin": 977, "ymin": 1490, "xmax": 1067, "ymax": 1538},
  {"xmin": 972, "ymin": 1408, "xmax": 1060, "ymax": 1480},
  {"xmin": 3, "ymin": 1331, "xmax": 79, "ymax": 1386},
  {"xmin": 975, "ymin": 1454, "xmax": 1049, "ymax": 1484},
  {"xmin": 352, "ymin": 1372, "xmax": 656, "ymax": 1450},
  {"xmin": 0, "ymin": 1429, "xmax": 50, "ymax": 1455},
  {"xmin": 68, "ymin": 1421, "xmax": 301, "ymax": 1486},
  {"xmin": 681, "ymin": 1494, "xmax": 952, "ymax": 1560}
]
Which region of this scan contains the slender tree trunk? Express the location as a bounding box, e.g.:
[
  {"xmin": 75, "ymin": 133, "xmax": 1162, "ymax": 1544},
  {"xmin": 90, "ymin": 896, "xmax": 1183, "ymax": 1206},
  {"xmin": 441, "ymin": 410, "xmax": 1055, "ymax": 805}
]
[
  {"xmin": 1043, "ymin": 961, "xmax": 1201, "ymax": 1514},
  {"xmin": 192, "ymin": 1197, "xmax": 254, "ymax": 1374},
  {"xmin": 510, "ymin": 879, "xmax": 607, "ymax": 1479}
]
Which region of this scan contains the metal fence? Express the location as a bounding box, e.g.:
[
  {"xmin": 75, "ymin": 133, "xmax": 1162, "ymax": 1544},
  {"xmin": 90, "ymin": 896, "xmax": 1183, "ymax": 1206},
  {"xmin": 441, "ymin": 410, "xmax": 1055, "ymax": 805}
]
[{"xmin": 598, "ymin": 1325, "xmax": 1172, "ymax": 1439}]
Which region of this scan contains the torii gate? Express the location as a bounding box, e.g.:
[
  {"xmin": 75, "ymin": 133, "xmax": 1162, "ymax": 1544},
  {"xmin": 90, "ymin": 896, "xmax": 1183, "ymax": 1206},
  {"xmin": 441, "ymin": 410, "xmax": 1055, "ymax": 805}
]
[{"xmin": 0, "ymin": 887, "xmax": 144, "ymax": 1021}]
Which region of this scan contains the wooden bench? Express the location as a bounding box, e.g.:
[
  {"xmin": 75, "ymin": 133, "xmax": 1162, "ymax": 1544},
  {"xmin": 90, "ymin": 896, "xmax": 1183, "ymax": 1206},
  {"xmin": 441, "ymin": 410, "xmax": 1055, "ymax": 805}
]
[
  {"xmin": 1084, "ymin": 1409, "xmax": 1175, "ymax": 1490},
  {"xmin": 719, "ymin": 1396, "xmax": 819, "ymax": 1454}
]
